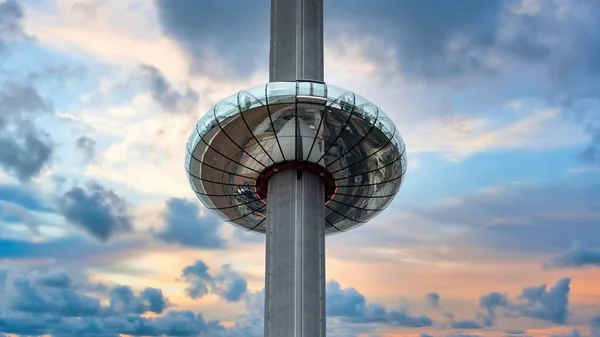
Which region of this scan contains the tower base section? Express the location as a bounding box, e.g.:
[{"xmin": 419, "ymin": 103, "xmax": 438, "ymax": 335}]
[{"xmin": 265, "ymin": 168, "xmax": 326, "ymax": 337}]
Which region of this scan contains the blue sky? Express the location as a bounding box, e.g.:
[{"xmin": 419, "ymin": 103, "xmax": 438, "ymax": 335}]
[{"xmin": 1, "ymin": 0, "xmax": 600, "ymax": 336}]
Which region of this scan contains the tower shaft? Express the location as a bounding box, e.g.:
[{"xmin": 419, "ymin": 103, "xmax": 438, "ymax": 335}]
[
  {"xmin": 269, "ymin": 0, "xmax": 324, "ymax": 82},
  {"xmin": 265, "ymin": 169, "xmax": 326, "ymax": 336},
  {"xmin": 265, "ymin": 1, "xmax": 326, "ymax": 336}
]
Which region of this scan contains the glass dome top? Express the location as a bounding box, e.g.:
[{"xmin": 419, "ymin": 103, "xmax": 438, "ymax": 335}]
[{"xmin": 186, "ymin": 80, "xmax": 406, "ymax": 235}]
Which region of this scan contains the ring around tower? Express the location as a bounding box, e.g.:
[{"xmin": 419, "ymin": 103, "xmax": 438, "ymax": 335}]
[{"xmin": 185, "ymin": 0, "xmax": 407, "ymax": 335}]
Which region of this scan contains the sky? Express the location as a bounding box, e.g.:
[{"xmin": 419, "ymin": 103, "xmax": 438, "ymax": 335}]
[{"xmin": 0, "ymin": 0, "xmax": 599, "ymax": 336}]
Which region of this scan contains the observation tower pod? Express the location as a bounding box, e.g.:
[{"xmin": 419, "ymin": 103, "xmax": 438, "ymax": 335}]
[
  {"xmin": 185, "ymin": 0, "xmax": 406, "ymax": 336},
  {"xmin": 186, "ymin": 82, "xmax": 406, "ymax": 233}
]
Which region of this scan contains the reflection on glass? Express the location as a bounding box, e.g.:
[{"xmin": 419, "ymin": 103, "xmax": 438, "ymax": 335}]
[{"xmin": 186, "ymin": 80, "xmax": 407, "ymax": 234}]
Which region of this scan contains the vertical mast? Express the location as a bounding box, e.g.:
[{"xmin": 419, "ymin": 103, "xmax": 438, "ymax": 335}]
[
  {"xmin": 265, "ymin": 0, "xmax": 326, "ymax": 336},
  {"xmin": 269, "ymin": 0, "xmax": 324, "ymax": 81}
]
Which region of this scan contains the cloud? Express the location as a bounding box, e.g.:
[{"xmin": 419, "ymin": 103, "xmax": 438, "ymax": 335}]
[
  {"xmin": 0, "ymin": 82, "xmax": 54, "ymax": 182},
  {"xmin": 550, "ymin": 330, "xmax": 581, "ymax": 337},
  {"xmin": 1, "ymin": 201, "xmax": 40, "ymax": 236},
  {"xmin": 515, "ymin": 278, "xmax": 571, "ymax": 324},
  {"xmin": 138, "ymin": 64, "xmax": 199, "ymax": 113},
  {"xmin": 76, "ymin": 135, "xmax": 96, "ymax": 161},
  {"xmin": 224, "ymin": 288, "xmax": 265, "ymax": 337},
  {"xmin": 444, "ymin": 279, "xmax": 568, "ymax": 330},
  {"xmin": 427, "ymin": 292, "xmax": 441, "ymax": 308},
  {"xmin": 154, "ymin": 198, "xmax": 226, "ymax": 248},
  {"xmin": 591, "ymin": 315, "xmax": 600, "ymax": 337},
  {"xmin": 414, "ymin": 180, "xmax": 600, "ymax": 256},
  {"xmin": 547, "ymin": 242, "xmax": 600, "ymax": 268},
  {"xmin": 328, "ymin": 0, "xmax": 600, "ymax": 165},
  {"xmin": 326, "ymin": 280, "xmax": 433, "ymax": 327},
  {"xmin": 57, "ymin": 182, "xmax": 133, "ymax": 241},
  {"xmin": 329, "ymin": 0, "xmax": 505, "ymax": 80},
  {"xmin": 0, "ymin": 236, "xmax": 143, "ymax": 264},
  {"xmin": 154, "ymin": 0, "xmax": 269, "ymax": 78},
  {"xmin": 107, "ymin": 285, "xmax": 169, "ymax": 314},
  {"xmin": 0, "ymin": 265, "xmax": 226, "ymax": 336},
  {"xmin": 0, "ymin": 183, "xmax": 54, "ymax": 213},
  {"xmin": 479, "ymin": 291, "xmax": 508, "ymax": 326},
  {"xmin": 331, "ymin": 0, "xmax": 600, "ymax": 85},
  {"xmin": 0, "ymin": 0, "xmax": 27, "ymax": 52},
  {"xmin": 451, "ymin": 319, "xmax": 483, "ymax": 329},
  {"xmin": 180, "ymin": 260, "xmax": 248, "ymax": 303}
]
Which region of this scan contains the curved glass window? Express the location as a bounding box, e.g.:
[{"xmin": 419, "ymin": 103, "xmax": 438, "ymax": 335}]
[{"xmin": 185, "ymin": 81, "xmax": 406, "ymax": 234}]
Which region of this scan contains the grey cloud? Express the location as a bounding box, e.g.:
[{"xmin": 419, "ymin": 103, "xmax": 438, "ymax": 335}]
[
  {"xmin": 479, "ymin": 291, "xmax": 508, "ymax": 326},
  {"xmin": 154, "ymin": 0, "xmax": 269, "ymax": 79},
  {"xmin": 32, "ymin": 270, "xmax": 72, "ymax": 288},
  {"xmin": 221, "ymin": 288, "xmax": 265, "ymax": 337},
  {"xmin": 330, "ymin": 0, "xmax": 600, "ymax": 166},
  {"xmin": 154, "ymin": 198, "xmax": 226, "ymax": 248},
  {"xmin": 7, "ymin": 274, "xmax": 102, "ymax": 317},
  {"xmin": 0, "ymin": 235, "xmax": 144, "ymax": 266},
  {"xmin": 330, "ymin": 0, "xmax": 600, "ymax": 83},
  {"xmin": 427, "ymin": 292, "xmax": 440, "ymax": 308},
  {"xmin": 327, "ymin": 0, "xmax": 505, "ymax": 80},
  {"xmin": 0, "ymin": 126, "xmax": 53, "ymax": 181},
  {"xmin": 1, "ymin": 201, "xmax": 40, "ymax": 236},
  {"xmin": 57, "ymin": 182, "xmax": 133, "ymax": 242},
  {"xmin": 547, "ymin": 242, "xmax": 600, "ymax": 268},
  {"xmin": 505, "ymin": 330, "xmax": 527, "ymax": 335},
  {"xmin": 0, "ymin": 266, "xmax": 226, "ymax": 336},
  {"xmin": 515, "ymin": 278, "xmax": 571, "ymax": 324},
  {"xmin": 138, "ymin": 65, "xmax": 199, "ymax": 113},
  {"xmin": 0, "ymin": 82, "xmax": 54, "ymax": 182},
  {"xmin": 228, "ymin": 281, "xmax": 433, "ymax": 336},
  {"xmin": 414, "ymin": 181, "xmax": 600, "ymax": 255},
  {"xmin": 180, "ymin": 260, "xmax": 213, "ymax": 299},
  {"xmin": 326, "ymin": 280, "xmax": 433, "ymax": 327},
  {"xmin": 76, "ymin": 136, "xmax": 96, "ymax": 160},
  {"xmin": 450, "ymin": 319, "xmax": 482, "ymax": 329},
  {"xmin": 444, "ymin": 279, "xmax": 568, "ymax": 330},
  {"xmin": 579, "ymin": 123, "xmax": 600, "ymax": 166},
  {"xmin": 212, "ymin": 264, "xmax": 248, "ymax": 302},
  {"xmin": 107, "ymin": 285, "xmax": 169, "ymax": 315},
  {"xmin": 591, "ymin": 315, "xmax": 600, "ymax": 337},
  {"xmin": 180, "ymin": 260, "xmax": 248, "ymax": 303},
  {"xmin": 0, "ymin": 0, "xmax": 26, "ymax": 52}
]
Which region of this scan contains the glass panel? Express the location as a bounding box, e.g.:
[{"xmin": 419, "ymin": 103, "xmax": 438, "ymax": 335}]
[
  {"xmin": 267, "ymin": 82, "xmax": 295, "ymax": 104},
  {"xmin": 351, "ymin": 92, "xmax": 371, "ymax": 121},
  {"xmin": 391, "ymin": 132, "xmax": 406, "ymax": 155},
  {"xmin": 188, "ymin": 174, "xmax": 214, "ymax": 207},
  {"xmin": 326, "ymin": 85, "xmax": 352, "ymax": 110},
  {"xmin": 357, "ymin": 102, "xmax": 378, "ymax": 126},
  {"xmin": 239, "ymin": 84, "xmax": 267, "ymax": 111},
  {"xmin": 184, "ymin": 150, "xmax": 192, "ymax": 168},
  {"xmin": 214, "ymin": 101, "xmax": 240, "ymax": 124},
  {"xmin": 196, "ymin": 107, "xmax": 218, "ymax": 138},
  {"xmin": 298, "ymin": 81, "xmax": 312, "ymax": 96},
  {"xmin": 376, "ymin": 114, "xmax": 395, "ymax": 140},
  {"xmin": 186, "ymin": 126, "xmax": 201, "ymax": 152},
  {"xmin": 312, "ymin": 82, "xmax": 326, "ymax": 98}
]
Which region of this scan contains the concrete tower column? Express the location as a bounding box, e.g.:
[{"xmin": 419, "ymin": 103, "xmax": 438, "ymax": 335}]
[
  {"xmin": 269, "ymin": 0, "xmax": 324, "ymax": 82},
  {"xmin": 265, "ymin": 0, "xmax": 326, "ymax": 336}
]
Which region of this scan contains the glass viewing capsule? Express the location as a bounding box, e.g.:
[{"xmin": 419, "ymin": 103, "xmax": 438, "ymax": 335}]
[{"xmin": 185, "ymin": 80, "xmax": 407, "ymax": 234}]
